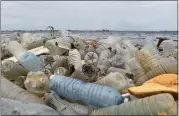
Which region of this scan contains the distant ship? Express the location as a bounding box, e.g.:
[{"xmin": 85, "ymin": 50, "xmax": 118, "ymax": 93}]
[{"xmin": 102, "ymin": 29, "xmax": 110, "ymax": 32}]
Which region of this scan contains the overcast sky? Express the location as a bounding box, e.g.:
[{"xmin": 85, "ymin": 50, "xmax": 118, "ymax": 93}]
[{"xmin": 1, "ymin": 1, "xmax": 177, "ymax": 31}]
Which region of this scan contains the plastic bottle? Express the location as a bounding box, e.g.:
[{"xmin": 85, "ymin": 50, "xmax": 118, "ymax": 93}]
[
  {"xmin": 68, "ymin": 49, "xmax": 82, "ymax": 70},
  {"xmin": 95, "ymin": 72, "xmax": 134, "ymax": 93},
  {"xmin": 45, "ymin": 39, "xmax": 71, "ymax": 56},
  {"xmin": 2, "ymin": 60, "xmax": 28, "ymax": 81},
  {"xmin": 44, "ymin": 91, "xmax": 78, "ymax": 115},
  {"xmin": 84, "ymin": 52, "xmax": 98, "ymax": 65},
  {"xmin": 0, "ymin": 98, "xmax": 59, "ymax": 115},
  {"xmin": 7, "ymin": 41, "xmax": 26, "ymax": 61},
  {"xmin": 144, "ymin": 38, "xmax": 160, "ymax": 57},
  {"xmin": 54, "ymin": 67, "xmax": 69, "ymax": 76},
  {"xmin": 24, "ymin": 71, "xmax": 50, "ymax": 97},
  {"xmin": 90, "ymin": 93, "xmax": 177, "ymax": 115},
  {"xmin": 7, "ymin": 41, "xmax": 44, "ymax": 72},
  {"xmin": 1, "ymin": 77, "xmax": 45, "ymax": 104},
  {"xmin": 161, "ymin": 40, "xmax": 176, "ymax": 57},
  {"xmin": 49, "ymin": 75, "xmax": 124, "ymax": 108}
]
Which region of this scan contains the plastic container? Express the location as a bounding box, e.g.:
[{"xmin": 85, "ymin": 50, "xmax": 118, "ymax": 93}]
[
  {"xmin": 161, "ymin": 40, "xmax": 176, "ymax": 57},
  {"xmin": 21, "ymin": 33, "xmax": 43, "ymax": 50},
  {"xmin": 54, "ymin": 67, "xmax": 69, "ymax": 76},
  {"xmin": 49, "ymin": 75, "xmax": 124, "ymax": 108},
  {"xmin": 7, "ymin": 41, "xmax": 26, "ymax": 61},
  {"xmin": 84, "ymin": 52, "xmax": 98, "ymax": 65},
  {"xmin": 68, "ymin": 49, "xmax": 82, "ymax": 70},
  {"xmin": 45, "ymin": 39, "xmax": 71, "ymax": 56},
  {"xmin": 2, "ymin": 60, "xmax": 28, "ymax": 81},
  {"xmin": 1, "ymin": 77, "xmax": 44, "ymax": 104},
  {"xmin": 90, "ymin": 93, "xmax": 177, "ymax": 115},
  {"xmin": 109, "ymin": 55, "xmax": 125, "ymax": 68},
  {"xmin": 24, "ymin": 71, "xmax": 50, "ymax": 97},
  {"xmin": 0, "ymin": 98, "xmax": 59, "ymax": 115},
  {"xmin": 144, "ymin": 38, "xmax": 160, "ymax": 57},
  {"xmin": 95, "ymin": 72, "xmax": 135, "ymax": 92},
  {"xmin": 19, "ymin": 52, "xmax": 44, "ymax": 72},
  {"xmin": 44, "ymin": 91, "xmax": 78, "ymax": 115}
]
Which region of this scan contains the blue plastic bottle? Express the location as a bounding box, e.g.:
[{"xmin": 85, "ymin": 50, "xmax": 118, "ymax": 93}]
[
  {"xmin": 49, "ymin": 75, "xmax": 124, "ymax": 108},
  {"xmin": 19, "ymin": 52, "xmax": 44, "ymax": 72}
]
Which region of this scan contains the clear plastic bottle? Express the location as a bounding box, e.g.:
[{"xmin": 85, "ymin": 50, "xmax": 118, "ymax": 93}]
[
  {"xmin": 90, "ymin": 93, "xmax": 177, "ymax": 115},
  {"xmin": 161, "ymin": 40, "xmax": 175, "ymax": 57},
  {"xmin": 7, "ymin": 41, "xmax": 44, "ymax": 72},
  {"xmin": 49, "ymin": 75, "xmax": 124, "ymax": 108}
]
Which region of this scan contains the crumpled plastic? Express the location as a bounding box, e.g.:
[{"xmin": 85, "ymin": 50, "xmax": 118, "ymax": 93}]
[{"xmin": 128, "ymin": 74, "xmax": 178, "ymax": 99}]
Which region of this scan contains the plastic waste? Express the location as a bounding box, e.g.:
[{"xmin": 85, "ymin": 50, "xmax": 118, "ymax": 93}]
[
  {"xmin": 70, "ymin": 36, "xmax": 87, "ymax": 50},
  {"xmin": 68, "ymin": 49, "xmax": 82, "ymax": 70},
  {"xmin": 54, "ymin": 67, "xmax": 69, "ymax": 76},
  {"xmin": 128, "ymin": 74, "xmax": 178, "ymax": 99},
  {"xmin": 24, "ymin": 71, "xmax": 50, "ymax": 97},
  {"xmin": 14, "ymin": 76, "xmax": 26, "ymax": 89},
  {"xmin": 71, "ymin": 67, "xmax": 91, "ymax": 82},
  {"xmin": 135, "ymin": 48, "xmax": 160, "ymax": 72},
  {"xmin": 144, "ymin": 38, "xmax": 160, "ymax": 57},
  {"xmin": 159, "ymin": 57, "xmax": 177, "ymax": 74},
  {"xmin": 84, "ymin": 44, "xmax": 95, "ymax": 53},
  {"xmin": 2, "ymin": 60, "xmax": 28, "ymax": 81},
  {"xmin": 7, "ymin": 41, "xmax": 26, "ymax": 61},
  {"xmin": 106, "ymin": 67, "xmax": 135, "ymax": 80},
  {"xmin": 1, "ymin": 43, "xmax": 13, "ymax": 60},
  {"xmin": 82, "ymin": 64, "xmax": 97, "ymax": 82},
  {"xmin": 45, "ymin": 39, "xmax": 71, "ymax": 56},
  {"xmin": 41, "ymin": 68, "xmax": 52, "ymax": 79},
  {"xmin": 49, "ymin": 75, "xmax": 124, "ymax": 108},
  {"xmin": 78, "ymin": 49, "xmax": 86, "ymax": 60},
  {"xmin": 1, "ymin": 77, "xmax": 45, "ymax": 104},
  {"xmin": 19, "ymin": 52, "xmax": 44, "ymax": 72},
  {"xmin": 109, "ymin": 55, "xmax": 125, "ymax": 68},
  {"xmin": 84, "ymin": 52, "xmax": 98, "ymax": 65},
  {"xmin": 7, "ymin": 41, "xmax": 44, "ymax": 72},
  {"xmin": 90, "ymin": 93, "xmax": 177, "ymax": 115},
  {"xmin": 44, "ymin": 91, "xmax": 78, "ymax": 115},
  {"xmin": 0, "ymin": 98, "xmax": 60, "ymax": 115},
  {"xmin": 21, "ymin": 33, "xmax": 43, "ymax": 50},
  {"xmin": 95, "ymin": 72, "xmax": 135, "ymax": 93},
  {"xmin": 128, "ymin": 58, "xmax": 148, "ymax": 85},
  {"xmin": 161, "ymin": 40, "xmax": 176, "ymax": 57}
]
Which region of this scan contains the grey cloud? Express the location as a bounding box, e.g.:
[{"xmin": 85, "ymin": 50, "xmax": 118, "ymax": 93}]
[{"xmin": 1, "ymin": 1, "xmax": 177, "ymax": 30}]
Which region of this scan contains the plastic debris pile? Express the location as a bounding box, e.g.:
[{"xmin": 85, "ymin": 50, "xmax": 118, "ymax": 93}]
[{"xmin": 1, "ymin": 28, "xmax": 178, "ymax": 115}]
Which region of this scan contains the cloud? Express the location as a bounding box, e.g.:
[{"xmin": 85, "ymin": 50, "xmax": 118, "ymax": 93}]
[{"xmin": 1, "ymin": 1, "xmax": 177, "ymax": 30}]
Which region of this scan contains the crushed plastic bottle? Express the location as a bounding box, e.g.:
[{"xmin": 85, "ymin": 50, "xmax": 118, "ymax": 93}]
[
  {"xmin": 24, "ymin": 71, "xmax": 50, "ymax": 97},
  {"xmin": 0, "ymin": 98, "xmax": 60, "ymax": 115},
  {"xmin": 90, "ymin": 93, "xmax": 177, "ymax": 115},
  {"xmin": 49, "ymin": 75, "xmax": 124, "ymax": 108}
]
